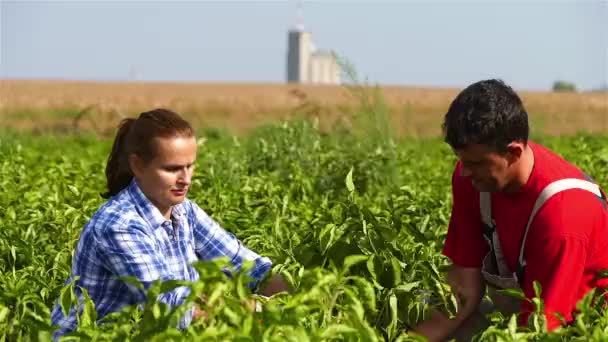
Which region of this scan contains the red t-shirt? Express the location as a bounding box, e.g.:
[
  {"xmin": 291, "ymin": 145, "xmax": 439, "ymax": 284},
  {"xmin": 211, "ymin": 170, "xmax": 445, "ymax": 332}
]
[{"xmin": 443, "ymin": 141, "xmax": 608, "ymax": 330}]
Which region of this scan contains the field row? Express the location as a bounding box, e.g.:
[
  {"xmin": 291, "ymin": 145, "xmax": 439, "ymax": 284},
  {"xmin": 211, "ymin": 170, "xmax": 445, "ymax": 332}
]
[
  {"xmin": 1, "ymin": 80, "xmax": 607, "ymax": 137},
  {"xmin": 3, "ymin": 121, "xmax": 608, "ymax": 340}
]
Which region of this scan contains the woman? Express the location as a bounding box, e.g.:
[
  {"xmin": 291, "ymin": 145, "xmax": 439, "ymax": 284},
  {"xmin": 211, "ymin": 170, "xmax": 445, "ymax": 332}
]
[{"xmin": 51, "ymin": 108, "xmax": 289, "ymax": 338}]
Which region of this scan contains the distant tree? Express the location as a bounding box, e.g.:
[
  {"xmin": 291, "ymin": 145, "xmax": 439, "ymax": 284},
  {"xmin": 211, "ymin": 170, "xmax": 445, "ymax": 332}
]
[{"xmin": 552, "ymin": 80, "xmax": 577, "ymax": 92}]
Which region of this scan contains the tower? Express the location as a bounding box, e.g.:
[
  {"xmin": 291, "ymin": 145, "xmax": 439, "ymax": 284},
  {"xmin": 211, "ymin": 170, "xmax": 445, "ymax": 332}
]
[
  {"xmin": 287, "ymin": 30, "xmax": 311, "ymax": 83},
  {"xmin": 286, "ymin": 0, "xmax": 341, "ymax": 85},
  {"xmin": 286, "ymin": 1, "xmax": 311, "ymax": 83}
]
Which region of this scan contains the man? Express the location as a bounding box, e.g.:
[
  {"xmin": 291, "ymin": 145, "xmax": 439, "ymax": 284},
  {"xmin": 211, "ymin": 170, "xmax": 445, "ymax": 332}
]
[{"xmin": 413, "ymin": 79, "xmax": 608, "ymax": 341}]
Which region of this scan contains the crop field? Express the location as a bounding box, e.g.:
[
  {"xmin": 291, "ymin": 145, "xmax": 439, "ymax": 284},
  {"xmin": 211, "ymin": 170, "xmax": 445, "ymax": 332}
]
[
  {"xmin": 1, "ymin": 80, "xmax": 607, "ymax": 137},
  {"xmin": 2, "ymin": 81, "xmax": 608, "ymax": 341},
  {"xmin": 3, "ymin": 99, "xmax": 608, "ymax": 341}
]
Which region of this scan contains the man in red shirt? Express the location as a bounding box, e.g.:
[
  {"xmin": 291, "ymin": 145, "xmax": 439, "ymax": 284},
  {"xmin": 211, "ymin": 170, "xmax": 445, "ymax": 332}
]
[{"xmin": 413, "ymin": 79, "xmax": 608, "ymax": 341}]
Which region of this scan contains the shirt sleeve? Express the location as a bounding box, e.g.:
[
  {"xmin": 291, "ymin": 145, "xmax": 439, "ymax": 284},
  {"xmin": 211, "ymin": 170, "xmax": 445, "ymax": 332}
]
[
  {"xmin": 519, "ymin": 194, "xmax": 590, "ymax": 331},
  {"xmin": 188, "ymin": 201, "xmax": 272, "ymax": 289},
  {"xmin": 95, "ymin": 219, "xmax": 193, "ymax": 328},
  {"xmin": 442, "ymin": 162, "xmax": 489, "ymax": 267}
]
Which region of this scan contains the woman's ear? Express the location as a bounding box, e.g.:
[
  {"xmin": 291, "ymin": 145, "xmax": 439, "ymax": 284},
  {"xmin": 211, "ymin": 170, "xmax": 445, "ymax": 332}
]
[{"xmin": 128, "ymin": 154, "xmax": 142, "ymax": 178}]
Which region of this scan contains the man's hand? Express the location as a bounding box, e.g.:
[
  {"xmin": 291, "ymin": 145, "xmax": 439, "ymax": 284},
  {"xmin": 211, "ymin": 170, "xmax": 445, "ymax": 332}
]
[
  {"xmin": 411, "ymin": 265, "xmax": 485, "ymax": 341},
  {"xmin": 411, "ymin": 309, "xmax": 460, "ymax": 342}
]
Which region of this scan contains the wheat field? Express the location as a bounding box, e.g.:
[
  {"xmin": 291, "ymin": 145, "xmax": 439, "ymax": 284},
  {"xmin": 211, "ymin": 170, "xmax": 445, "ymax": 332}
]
[{"xmin": 1, "ymin": 79, "xmax": 606, "ymax": 137}]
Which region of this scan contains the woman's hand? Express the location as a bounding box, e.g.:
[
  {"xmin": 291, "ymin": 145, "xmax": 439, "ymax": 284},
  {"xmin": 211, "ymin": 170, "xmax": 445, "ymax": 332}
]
[
  {"xmin": 193, "ymin": 305, "xmax": 209, "ymax": 321},
  {"xmin": 257, "ymin": 274, "xmax": 292, "ymax": 297}
]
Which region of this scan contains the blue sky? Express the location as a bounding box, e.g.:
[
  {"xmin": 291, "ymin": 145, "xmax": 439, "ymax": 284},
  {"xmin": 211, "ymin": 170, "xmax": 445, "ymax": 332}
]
[{"xmin": 1, "ymin": 0, "xmax": 606, "ymax": 91}]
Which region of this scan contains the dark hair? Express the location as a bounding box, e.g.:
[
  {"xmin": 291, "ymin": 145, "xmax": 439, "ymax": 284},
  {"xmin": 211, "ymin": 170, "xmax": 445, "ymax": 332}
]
[
  {"xmin": 101, "ymin": 108, "xmax": 194, "ymax": 198},
  {"xmin": 442, "ymin": 79, "xmax": 529, "ymax": 152}
]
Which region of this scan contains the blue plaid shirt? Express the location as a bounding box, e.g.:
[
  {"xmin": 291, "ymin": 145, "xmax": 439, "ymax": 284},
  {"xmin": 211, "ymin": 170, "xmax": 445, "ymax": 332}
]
[{"xmin": 51, "ymin": 179, "xmax": 272, "ymax": 338}]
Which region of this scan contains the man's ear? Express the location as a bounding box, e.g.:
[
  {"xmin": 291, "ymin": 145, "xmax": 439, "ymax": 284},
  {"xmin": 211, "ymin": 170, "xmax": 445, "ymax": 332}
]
[{"xmin": 506, "ymin": 142, "xmax": 525, "ymax": 164}]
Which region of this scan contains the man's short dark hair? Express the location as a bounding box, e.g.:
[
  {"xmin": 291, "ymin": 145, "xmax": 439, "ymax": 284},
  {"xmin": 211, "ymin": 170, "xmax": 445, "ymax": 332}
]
[{"xmin": 442, "ymin": 79, "xmax": 529, "ymax": 152}]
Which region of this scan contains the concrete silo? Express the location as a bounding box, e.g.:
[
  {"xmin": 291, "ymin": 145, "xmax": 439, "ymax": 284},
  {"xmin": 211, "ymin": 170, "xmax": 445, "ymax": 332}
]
[{"xmin": 286, "ymin": 30, "xmax": 312, "ymax": 84}]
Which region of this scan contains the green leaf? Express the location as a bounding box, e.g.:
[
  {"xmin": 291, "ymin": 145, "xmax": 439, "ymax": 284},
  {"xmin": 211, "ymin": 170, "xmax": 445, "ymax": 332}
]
[
  {"xmin": 394, "ymin": 282, "xmax": 420, "ymax": 293},
  {"xmin": 67, "ymin": 184, "xmax": 80, "ymax": 196},
  {"xmin": 207, "ymin": 283, "xmax": 229, "ymax": 308},
  {"xmin": 160, "ymin": 279, "xmax": 191, "ymax": 294},
  {"xmin": 222, "ymin": 307, "xmax": 241, "ymax": 326},
  {"xmin": 533, "ymin": 280, "xmax": 543, "ymax": 299},
  {"xmin": 553, "ymin": 311, "xmax": 566, "ymax": 325},
  {"xmin": 0, "ymin": 305, "xmax": 9, "ymax": 323},
  {"xmin": 347, "ymin": 276, "xmax": 377, "ymax": 312},
  {"xmin": 342, "ymin": 254, "xmax": 368, "ymax": 274},
  {"xmin": 7, "ymin": 207, "xmax": 16, "ymax": 221},
  {"xmin": 496, "ymin": 288, "xmax": 527, "ymax": 301},
  {"xmin": 37, "ymin": 331, "xmax": 53, "ymax": 341},
  {"xmin": 78, "ymin": 286, "xmax": 98, "ymax": 328},
  {"xmin": 10, "ymin": 245, "xmax": 16, "ymax": 263},
  {"xmin": 118, "ymin": 275, "xmax": 145, "ymax": 291},
  {"xmin": 153, "ymin": 302, "xmax": 161, "ymax": 320},
  {"xmin": 319, "ymin": 223, "xmax": 338, "ymax": 254},
  {"xmin": 390, "ymin": 256, "xmax": 402, "ymax": 286},
  {"xmin": 387, "ymin": 293, "xmax": 399, "ymax": 340},
  {"xmin": 508, "ymin": 314, "xmax": 518, "ymax": 334},
  {"xmin": 59, "ymin": 284, "xmax": 73, "ymax": 318},
  {"xmin": 404, "ymin": 222, "xmax": 428, "ymax": 243},
  {"xmin": 345, "ymin": 167, "xmax": 355, "ymax": 193},
  {"xmin": 366, "ymin": 255, "xmax": 378, "ymax": 280},
  {"xmin": 319, "ymin": 324, "xmax": 358, "ymax": 339}
]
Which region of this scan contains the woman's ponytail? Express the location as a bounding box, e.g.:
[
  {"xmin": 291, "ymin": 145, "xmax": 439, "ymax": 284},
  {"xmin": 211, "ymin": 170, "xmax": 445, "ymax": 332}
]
[{"xmin": 101, "ymin": 118, "xmax": 136, "ymax": 198}]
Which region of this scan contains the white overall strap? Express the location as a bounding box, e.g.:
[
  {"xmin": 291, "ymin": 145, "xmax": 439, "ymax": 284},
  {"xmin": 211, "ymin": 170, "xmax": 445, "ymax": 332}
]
[
  {"xmin": 480, "ymin": 191, "xmax": 512, "ymax": 277},
  {"xmin": 480, "ymin": 192, "xmax": 492, "ymax": 228},
  {"xmin": 518, "ymin": 178, "xmax": 601, "ymax": 267}
]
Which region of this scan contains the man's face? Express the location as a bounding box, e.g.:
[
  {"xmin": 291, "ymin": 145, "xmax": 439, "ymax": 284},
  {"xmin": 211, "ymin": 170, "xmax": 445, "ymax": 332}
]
[
  {"xmin": 130, "ymin": 136, "xmax": 197, "ymax": 216},
  {"xmin": 454, "ymin": 144, "xmax": 513, "ymax": 193}
]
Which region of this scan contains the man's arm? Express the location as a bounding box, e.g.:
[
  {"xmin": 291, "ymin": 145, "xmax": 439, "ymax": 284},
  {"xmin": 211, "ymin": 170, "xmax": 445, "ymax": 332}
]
[
  {"xmin": 412, "ymin": 164, "xmax": 487, "ymax": 341},
  {"xmin": 413, "ymin": 265, "xmax": 485, "ymax": 342},
  {"xmin": 446, "ymin": 265, "xmax": 485, "ymax": 321}
]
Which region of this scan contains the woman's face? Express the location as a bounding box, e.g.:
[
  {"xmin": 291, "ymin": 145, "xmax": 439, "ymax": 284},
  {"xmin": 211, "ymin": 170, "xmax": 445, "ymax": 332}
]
[{"xmin": 130, "ymin": 135, "xmax": 197, "ymax": 217}]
